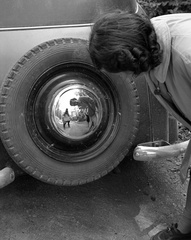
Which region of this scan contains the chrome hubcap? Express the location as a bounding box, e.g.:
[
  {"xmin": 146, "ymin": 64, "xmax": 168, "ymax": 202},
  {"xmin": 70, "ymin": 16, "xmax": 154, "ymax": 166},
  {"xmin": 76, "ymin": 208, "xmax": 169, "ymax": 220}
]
[
  {"xmin": 51, "ymin": 83, "xmax": 102, "ymax": 140},
  {"xmin": 26, "ymin": 64, "xmax": 118, "ymax": 162}
]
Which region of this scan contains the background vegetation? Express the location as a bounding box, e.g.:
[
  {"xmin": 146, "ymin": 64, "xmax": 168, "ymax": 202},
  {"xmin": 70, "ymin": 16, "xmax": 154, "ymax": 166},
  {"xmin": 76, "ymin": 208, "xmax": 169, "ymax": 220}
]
[{"xmin": 138, "ymin": 0, "xmax": 191, "ymax": 17}]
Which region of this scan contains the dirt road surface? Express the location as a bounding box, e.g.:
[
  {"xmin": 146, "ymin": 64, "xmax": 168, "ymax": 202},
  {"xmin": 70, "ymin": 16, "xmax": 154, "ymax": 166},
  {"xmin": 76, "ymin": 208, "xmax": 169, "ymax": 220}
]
[{"xmin": 0, "ymin": 155, "xmax": 189, "ymax": 240}]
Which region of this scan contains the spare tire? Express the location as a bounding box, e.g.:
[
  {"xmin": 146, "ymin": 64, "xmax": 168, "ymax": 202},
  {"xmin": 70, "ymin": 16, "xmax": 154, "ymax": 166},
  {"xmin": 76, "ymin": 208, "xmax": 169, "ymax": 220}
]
[{"xmin": 0, "ymin": 38, "xmax": 140, "ymax": 185}]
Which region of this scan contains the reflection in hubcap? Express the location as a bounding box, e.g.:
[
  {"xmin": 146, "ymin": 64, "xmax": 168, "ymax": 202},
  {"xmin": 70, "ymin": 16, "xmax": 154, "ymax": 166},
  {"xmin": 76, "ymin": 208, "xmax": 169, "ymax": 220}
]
[
  {"xmin": 27, "ymin": 65, "xmax": 116, "ymax": 159},
  {"xmin": 51, "ymin": 86, "xmax": 102, "ymax": 140}
]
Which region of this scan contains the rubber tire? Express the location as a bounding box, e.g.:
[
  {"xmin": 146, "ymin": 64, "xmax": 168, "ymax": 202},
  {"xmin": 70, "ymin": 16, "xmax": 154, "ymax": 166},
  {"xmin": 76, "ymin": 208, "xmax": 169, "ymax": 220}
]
[{"xmin": 0, "ymin": 38, "xmax": 140, "ymax": 186}]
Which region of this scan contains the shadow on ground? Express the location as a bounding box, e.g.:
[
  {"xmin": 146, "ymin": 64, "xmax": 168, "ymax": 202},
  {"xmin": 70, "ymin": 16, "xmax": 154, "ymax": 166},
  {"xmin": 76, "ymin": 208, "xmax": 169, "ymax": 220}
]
[{"xmin": 0, "ymin": 156, "xmax": 188, "ymax": 240}]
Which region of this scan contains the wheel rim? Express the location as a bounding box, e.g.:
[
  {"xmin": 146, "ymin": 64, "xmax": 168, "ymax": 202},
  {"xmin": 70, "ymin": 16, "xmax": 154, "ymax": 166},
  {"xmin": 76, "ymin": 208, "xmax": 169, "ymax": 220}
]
[{"xmin": 26, "ymin": 63, "xmax": 120, "ymax": 162}]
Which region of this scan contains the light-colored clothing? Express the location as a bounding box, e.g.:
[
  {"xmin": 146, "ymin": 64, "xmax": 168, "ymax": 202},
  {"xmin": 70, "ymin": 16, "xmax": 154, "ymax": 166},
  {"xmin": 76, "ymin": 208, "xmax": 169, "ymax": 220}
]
[
  {"xmin": 62, "ymin": 113, "xmax": 70, "ymax": 122},
  {"xmin": 144, "ymin": 13, "xmax": 191, "ymax": 182},
  {"xmin": 145, "ymin": 13, "xmax": 191, "ymax": 128}
]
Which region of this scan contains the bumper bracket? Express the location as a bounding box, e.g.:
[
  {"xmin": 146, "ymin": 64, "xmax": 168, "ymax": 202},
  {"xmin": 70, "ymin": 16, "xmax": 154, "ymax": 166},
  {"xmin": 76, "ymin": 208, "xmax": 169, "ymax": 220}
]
[{"xmin": 133, "ymin": 140, "xmax": 189, "ymax": 161}]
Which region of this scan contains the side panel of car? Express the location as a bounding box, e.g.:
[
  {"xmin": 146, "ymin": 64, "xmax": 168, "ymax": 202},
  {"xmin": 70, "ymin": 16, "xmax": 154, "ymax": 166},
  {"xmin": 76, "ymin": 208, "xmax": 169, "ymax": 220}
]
[
  {"xmin": 0, "ymin": 0, "xmax": 138, "ymax": 28},
  {"xmin": 134, "ymin": 76, "xmax": 177, "ymax": 146},
  {"xmin": 134, "ymin": 76, "xmax": 169, "ymax": 145},
  {"xmin": 0, "ymin": 26, "xmax": 91, "ymax": 81}
]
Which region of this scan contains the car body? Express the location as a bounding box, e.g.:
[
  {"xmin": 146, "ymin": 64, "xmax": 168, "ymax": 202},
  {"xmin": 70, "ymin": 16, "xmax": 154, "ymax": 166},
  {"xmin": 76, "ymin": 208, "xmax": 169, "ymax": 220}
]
[{"xmin": 0, "ymin": 0, "xmax": 177, "ymax": 187}]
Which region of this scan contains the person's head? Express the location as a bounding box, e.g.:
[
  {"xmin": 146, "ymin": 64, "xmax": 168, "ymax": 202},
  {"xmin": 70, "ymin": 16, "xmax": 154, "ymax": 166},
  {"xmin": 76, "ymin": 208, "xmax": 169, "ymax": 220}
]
[
  {"xmin": 89, "ymin": 11, "xmax": 163, "ymax": 75},
  {"xmin": 70, "ymin": 98, "xmax": 79, "ymax": 106},
  {"xmin": 70, "ymin": 98, "xmax": 84, "ymax": 107}
]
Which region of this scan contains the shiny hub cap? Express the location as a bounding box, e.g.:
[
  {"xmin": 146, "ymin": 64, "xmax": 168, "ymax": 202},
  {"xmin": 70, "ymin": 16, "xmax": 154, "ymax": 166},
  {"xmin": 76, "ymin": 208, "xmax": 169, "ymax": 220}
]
[
  {"xmin": 52, "ymin": 84, "xmax": 102, "ymax": 140},
  {"xmin": 26, "ymin": 64, "xmax": 119, "ymax": 162}
]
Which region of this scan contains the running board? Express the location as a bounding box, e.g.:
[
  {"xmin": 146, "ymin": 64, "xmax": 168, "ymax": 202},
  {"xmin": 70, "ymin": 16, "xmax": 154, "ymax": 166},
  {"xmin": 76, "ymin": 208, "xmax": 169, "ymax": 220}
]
[{"xmin": 133, "ymin": 140, "xmax": 189, "ymax": 161}]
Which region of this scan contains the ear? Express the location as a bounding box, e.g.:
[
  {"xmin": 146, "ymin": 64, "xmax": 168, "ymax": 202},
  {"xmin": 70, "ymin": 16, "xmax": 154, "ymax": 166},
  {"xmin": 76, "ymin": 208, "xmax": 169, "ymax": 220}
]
[
  {"xmin": 116, "ymin": 49, "xmax": 135, "ymax": 64},
  {"xmin": 115, "ymin": 50, "xmax": 127, "ymax": 62}
]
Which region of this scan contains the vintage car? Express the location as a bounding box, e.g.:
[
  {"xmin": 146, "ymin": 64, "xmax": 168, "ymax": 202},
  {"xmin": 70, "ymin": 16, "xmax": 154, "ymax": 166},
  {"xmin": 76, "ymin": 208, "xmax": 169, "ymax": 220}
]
[{"xmin": 0, "ymin": 0, "xmax": 179, "ymax": 188}]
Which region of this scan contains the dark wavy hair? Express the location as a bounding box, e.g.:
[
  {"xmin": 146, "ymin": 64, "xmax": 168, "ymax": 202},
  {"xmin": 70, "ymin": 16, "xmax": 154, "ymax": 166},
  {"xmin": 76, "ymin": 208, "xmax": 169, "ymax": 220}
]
[{"xmin": 89, "ymin": 11, "xmax": 163, "ymax": 75}]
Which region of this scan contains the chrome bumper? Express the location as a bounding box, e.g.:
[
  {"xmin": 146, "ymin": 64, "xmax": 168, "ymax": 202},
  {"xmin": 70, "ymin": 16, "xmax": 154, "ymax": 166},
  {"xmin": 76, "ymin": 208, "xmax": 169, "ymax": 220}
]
[
  {"xmin": 0, "ymin": 167, "xmax": 15, "ymax": 188},
  {"xmin": 133, "ymin": 140, "xmax": 189, "ymax": 161}
]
